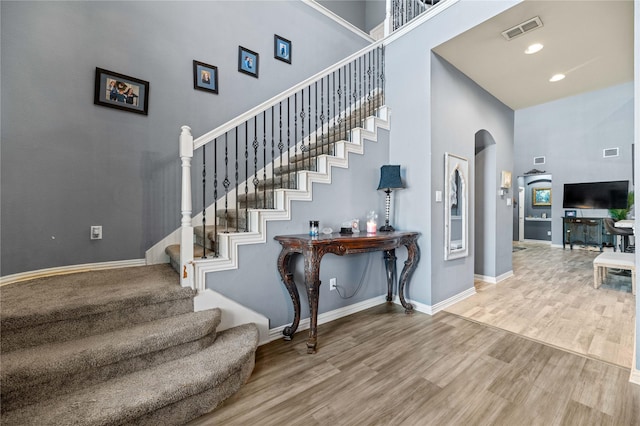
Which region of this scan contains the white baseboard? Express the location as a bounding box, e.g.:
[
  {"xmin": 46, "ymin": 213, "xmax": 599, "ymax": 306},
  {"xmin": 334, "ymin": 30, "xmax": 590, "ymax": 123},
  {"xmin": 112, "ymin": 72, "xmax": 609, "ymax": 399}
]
[
  {"xmin": 408, "ymin": 286, "xmax": 477, "ymax": 315},
  {"xmin": 266, "ymin": 286, "xmax": 479, "ymax": 343},
  {"xmin": 267, "ymin": 295, "xmax": 387, "ymax": 342},
  {"xmin": 474, "ymin": 270, "xmax": 514, "ymax": 284},
  {"xmin": 0, "ymin": 259, "xmax": 147, "ymax": 287}
]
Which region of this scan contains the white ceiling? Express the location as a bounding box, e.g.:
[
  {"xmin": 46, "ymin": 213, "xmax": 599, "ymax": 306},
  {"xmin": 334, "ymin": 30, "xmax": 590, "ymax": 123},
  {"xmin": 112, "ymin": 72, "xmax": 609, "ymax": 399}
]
[{"xmin": 432, "ymin": 0, "xmax": 634, "ymax": 110}]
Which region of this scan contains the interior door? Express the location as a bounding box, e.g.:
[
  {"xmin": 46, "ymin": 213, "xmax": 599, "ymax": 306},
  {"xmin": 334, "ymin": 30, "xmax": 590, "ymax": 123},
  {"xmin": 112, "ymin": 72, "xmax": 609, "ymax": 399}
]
[{"xmin": 518, "ymin": 187, "xmax": 525, "ymax": 242}]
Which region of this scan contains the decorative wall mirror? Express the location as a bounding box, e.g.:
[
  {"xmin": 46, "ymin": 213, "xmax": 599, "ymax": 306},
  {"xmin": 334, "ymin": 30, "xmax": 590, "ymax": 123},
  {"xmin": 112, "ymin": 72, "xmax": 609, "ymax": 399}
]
[{"xmin": 444, "ymin": 152, "xmax": 469, "ymax": 260}]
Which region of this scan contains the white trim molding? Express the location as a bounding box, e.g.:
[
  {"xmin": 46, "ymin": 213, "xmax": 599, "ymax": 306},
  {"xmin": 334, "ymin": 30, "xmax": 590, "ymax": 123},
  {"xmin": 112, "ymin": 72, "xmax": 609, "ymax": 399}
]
[
  {"xmin": 404, "ymin": 286, "xmax": 477, "ymax": 316},
  {"xmin": 267, "ymin": 295, "xmax": 388, "ymax": 342},
  {"xmin": 474, "ymin": 270, "xmax": 514, "ymax": 285},
  {"xmin": 302, "ymin": 0, "xmax": 375, "ymax": 42},
  {"xmin": 0, "ymin": 259, "xmax": 147, "ymax": 287}
]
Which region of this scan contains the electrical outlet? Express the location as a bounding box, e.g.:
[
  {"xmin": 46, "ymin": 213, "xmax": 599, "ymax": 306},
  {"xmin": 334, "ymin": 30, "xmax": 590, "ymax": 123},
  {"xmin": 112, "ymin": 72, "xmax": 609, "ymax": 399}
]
[
  {"xmin": 329, "ymin": 278, "xmax": 337, "ymax": 291},
  {"xmin": 91, "ymin": 225, "xmax": 102, "ymax": 240}
]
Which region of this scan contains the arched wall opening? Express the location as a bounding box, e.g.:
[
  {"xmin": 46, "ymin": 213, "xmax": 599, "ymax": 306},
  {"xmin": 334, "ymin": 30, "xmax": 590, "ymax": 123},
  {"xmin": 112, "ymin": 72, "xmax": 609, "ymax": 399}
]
[{"xmin": 475, "ymin": 129, "xmax": 497, "ymax": 278}]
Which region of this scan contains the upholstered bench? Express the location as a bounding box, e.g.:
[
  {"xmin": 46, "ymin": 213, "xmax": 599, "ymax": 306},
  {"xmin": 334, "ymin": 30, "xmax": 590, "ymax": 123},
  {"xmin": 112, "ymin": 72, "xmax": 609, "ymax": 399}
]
[{"xmin": 593, "ymin": 252, "xmax": 636, "ymax": 295}]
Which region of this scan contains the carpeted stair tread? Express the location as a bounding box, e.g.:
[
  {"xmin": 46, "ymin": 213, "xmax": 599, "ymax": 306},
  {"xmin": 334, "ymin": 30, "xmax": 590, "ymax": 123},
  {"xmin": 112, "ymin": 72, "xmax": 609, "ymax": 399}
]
[
  {"xmin": 1, "ymin": 309, "xmax": 222, "ymax": 410},
  {"xmin": 0, "ymin": 264, "xmax": 191, "ymax": 330},
  {"xmin": 1, "ymin": 323, "xmax": 259, "ymax": 426}
]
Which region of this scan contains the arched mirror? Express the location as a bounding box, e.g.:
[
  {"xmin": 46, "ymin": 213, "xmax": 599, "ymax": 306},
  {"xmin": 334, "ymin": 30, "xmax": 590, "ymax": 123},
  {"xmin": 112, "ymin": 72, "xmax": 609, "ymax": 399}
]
[{"xmin": 444, "ymin": 152, "xmax": 469, "ymax": 260}]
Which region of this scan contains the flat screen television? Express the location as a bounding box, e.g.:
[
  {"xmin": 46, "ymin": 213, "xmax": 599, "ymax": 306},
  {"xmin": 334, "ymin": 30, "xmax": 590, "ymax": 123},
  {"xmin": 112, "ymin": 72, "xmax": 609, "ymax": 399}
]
[{"xmin": 562, "ymin": 180, "xmax": 629, "ymax": 209}]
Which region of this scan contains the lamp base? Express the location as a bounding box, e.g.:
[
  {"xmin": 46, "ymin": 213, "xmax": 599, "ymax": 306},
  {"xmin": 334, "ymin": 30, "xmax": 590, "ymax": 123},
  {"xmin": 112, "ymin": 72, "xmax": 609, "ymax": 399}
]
[{"xmin": 379, "ymin": 224, "xmax": 395, "ymax": 232}]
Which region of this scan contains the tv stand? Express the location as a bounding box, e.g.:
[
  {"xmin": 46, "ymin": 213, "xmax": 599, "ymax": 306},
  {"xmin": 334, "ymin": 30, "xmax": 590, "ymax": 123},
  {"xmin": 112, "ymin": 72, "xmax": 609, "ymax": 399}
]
[{"xmin": 563, "ymin": 217, "xmax": 615, "ymax": 251}]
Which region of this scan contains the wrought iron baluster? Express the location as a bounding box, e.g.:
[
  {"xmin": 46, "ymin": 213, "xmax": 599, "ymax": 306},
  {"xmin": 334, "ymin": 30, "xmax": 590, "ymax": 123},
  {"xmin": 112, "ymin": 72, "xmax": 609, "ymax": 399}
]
[
  {"xmin": 343, "ymin": 65, "xmax": 347, "ymax": 141},
  {"xmin": 347, "ymin": 62, "xmax": 351, "ymax": 141},
  {"xmin": 337, "ymin": 68, "xmax": 342, "ymax": 143},
  {"xmin": 367, "ymin": 50, "xmax": 372, "ymax": 116},
  {"xmin": 271, "ymin": 105, "xmax": 275, "ymax": 205},
  {"xmin": 320, "ymin": 78, "xmax": 325, "ymax": 156},
  {"xmin": 252, "ymin": 118, "xmax": 259, "ymax": 210},
  {"xmin": 287, "ymin": 98, "xmax": 292, "ymax": 189},
  {"xmin": 353, "ymin": 59, "xmax": 357, "ymax": 132},
  {"xmin": 235, "ymin": 128, "xmax": 239, "ymax": 232},
  {"xmin": 380, "ymin": 46, "xmax": 387, "ymax": 105},
  {"xmin": 331, "ymin": 72, "xmax": 335, "ymax": 154},
  {"xmin": 327, "ymin": 75, "xmax": 335, "ymax": 154},
  {"xmin": 262, "ymin": 111, "xmax": 267, "ymax": 209},
  {"xmin": 307, "ymin": 85, "xmax": 311, "ymax": 171},
  {"xmin": 244, "ymin": 122, "xmax": 249, "ymax": 232},
  {"xmin": 294, "ymin": 94, "xmax": 298, "ymax": 179},
  {"xmin": 213, "ymin": 138, "xmax": 218, "ymax": 256},
  {"xmin": 223, "ymin": 132, "xmax": 230, "ymax": 233},
  {"xmin": 300, "ymin": 89, "xmax": 306, "ymax": 174},
  {"xmin": 201, "ymin": 145, "xmax": 207, "ymax": 258},
  {"xmin": 278, "ymin": 101, "xmax": 284, "ymax": 190},
  {"xmin": 359, "ymin": 56, "xmax": 362, "ymax": 127},
  {"xmin": 314, "ymin": 81, "xmax": 318, "ymax": 159}
]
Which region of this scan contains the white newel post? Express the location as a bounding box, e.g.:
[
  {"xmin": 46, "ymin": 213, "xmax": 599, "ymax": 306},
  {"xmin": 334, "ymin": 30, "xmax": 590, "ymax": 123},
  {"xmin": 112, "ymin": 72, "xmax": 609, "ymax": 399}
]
[{"xmin": 180, "ymin": 125, "xmax": 195, "ymax": 289}]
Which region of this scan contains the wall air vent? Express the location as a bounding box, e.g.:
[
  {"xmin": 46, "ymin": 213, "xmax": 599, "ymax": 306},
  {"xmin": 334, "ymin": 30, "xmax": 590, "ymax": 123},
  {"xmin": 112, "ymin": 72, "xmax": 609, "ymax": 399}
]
[
  {"xmin": 501, "ymin": 16, "xmax": 544, "ymax": 41},
  {"xmin": 603, "ymin": 147, "xmax": 619, "ymax": 158},
  {"xmin": 533, "ymin": 156, "xmax": 546, "ymax": 165}
]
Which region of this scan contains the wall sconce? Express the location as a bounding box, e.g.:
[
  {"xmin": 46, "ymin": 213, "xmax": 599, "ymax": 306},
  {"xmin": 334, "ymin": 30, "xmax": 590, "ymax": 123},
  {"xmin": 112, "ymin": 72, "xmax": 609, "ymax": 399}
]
[
  {"xmin": 377, "ymin": 165, "xmax": 405, "ymax": 232},
  {"xmin": 500, "ymin": 170, "xmax": 512, "ymax": 196}
]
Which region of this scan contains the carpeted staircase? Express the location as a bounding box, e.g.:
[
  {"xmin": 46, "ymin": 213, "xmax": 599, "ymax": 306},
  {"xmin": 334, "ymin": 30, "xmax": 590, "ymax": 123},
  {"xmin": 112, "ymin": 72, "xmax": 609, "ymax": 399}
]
[{"xmin": 0, "ymin": 264, "xmax": 259, "ymax": 425}]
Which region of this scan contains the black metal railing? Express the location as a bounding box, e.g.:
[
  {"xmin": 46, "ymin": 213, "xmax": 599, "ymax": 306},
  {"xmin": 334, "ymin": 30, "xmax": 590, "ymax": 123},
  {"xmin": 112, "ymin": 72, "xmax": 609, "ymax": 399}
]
[
  {"xmin": 392, "ymin": 0, "xmax": 441, "ymax": 31},
  {"xmin": 189, "ymin": 43, "xmax": 385, "ymax": 258}
]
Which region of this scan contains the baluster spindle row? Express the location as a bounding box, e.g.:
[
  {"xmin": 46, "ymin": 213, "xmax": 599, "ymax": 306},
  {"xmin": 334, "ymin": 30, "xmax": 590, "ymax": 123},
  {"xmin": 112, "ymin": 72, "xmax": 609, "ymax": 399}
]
[{"xmin": 192, "ymin": 46, "xmax": 385, "ymax": 263}]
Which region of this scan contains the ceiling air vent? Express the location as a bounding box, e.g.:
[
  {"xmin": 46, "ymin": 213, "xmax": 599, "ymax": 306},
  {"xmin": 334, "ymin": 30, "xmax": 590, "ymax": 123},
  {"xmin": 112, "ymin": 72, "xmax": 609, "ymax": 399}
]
[
  {"xmin": 533, "ymin": 156, "xmax": 546, "ymax": 165},
  {"xmin": 603, "ymin": 147, "xmax": 619, "ymax": 158},
  {"xmin": 501, "ymin": 16, "xmax": 544, "ymax": 41}
]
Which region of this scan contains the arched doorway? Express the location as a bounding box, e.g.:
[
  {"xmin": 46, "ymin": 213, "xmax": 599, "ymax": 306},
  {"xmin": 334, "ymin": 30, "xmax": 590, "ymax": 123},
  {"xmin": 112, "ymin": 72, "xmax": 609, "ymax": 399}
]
[{"xmin": 474, "ymin": 129, "xmax": 497, "ymax": 279}]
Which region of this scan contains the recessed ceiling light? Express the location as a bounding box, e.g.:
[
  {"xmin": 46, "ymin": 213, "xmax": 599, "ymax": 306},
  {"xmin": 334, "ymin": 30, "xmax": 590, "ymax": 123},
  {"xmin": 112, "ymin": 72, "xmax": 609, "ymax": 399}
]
[
  {"xmin": 549, "ymin": 73, "xmax": 565, "ymax": 82},
  {"xmin": 525, "ymin": 43, "xmax": 543, "ymax": 54}
]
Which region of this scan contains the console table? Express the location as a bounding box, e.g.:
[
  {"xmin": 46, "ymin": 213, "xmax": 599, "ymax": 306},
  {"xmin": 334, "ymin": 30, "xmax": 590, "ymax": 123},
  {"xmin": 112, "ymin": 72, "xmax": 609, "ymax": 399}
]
[
  {"xmin": 274, "ymin": 231, "xmax": 420, "ymax": 354},
  {"xmin": 562, "ymin": 217, "xmax": 615, "ymax": 251}
]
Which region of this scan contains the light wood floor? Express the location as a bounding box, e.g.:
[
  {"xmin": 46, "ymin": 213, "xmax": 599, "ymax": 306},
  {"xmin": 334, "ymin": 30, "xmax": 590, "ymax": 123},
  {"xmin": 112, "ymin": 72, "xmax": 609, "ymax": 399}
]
[
  {"xmin": 188, "ymin": 272, "xmax": 639, "ymax": 425},
  {"xmin": 445, "ymin": 242, "xmax": 636, "ymax": 368}
]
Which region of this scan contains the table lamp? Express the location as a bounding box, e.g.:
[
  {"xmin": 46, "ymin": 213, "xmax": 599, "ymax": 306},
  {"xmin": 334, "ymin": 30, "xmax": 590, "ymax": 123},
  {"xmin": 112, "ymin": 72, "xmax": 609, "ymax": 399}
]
[{"xmin": 377, "ymin": 165, "xmax": 404, "ymax": 232}]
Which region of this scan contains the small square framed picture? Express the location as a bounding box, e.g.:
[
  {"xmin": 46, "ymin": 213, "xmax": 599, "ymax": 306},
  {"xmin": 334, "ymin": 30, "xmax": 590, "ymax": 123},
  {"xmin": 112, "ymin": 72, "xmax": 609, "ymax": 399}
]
[
  {"xmin": 94, "ymin": 67, "xmax": 149, "ymax": 115},
  {"xmin": 274, "ymin": 34, "xmax": 292, "ymax": 64},
  {"xmin": 238, "ymin": 46, "xmax": 259, "ymax": 78},
  {"xmin": 193, "ymin": 60, "xmax": 218, "ymax": 94}
]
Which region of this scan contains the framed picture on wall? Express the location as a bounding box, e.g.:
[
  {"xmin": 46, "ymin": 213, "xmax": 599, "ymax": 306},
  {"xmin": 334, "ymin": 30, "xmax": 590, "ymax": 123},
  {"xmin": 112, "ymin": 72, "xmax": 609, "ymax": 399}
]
[
  {"xmin": 238, "ymin": 46, "xmax": 259, "ymax": 78},
  {"xmin": 94, "ymin": 67, "xmax": 149, "ymax": 115},
  {"xmin": 533, "ymin": 188, "xmax": 552, "ymax": 206},
  {"xmin": 274, "ymin": 34, "xmax": 292, "ymax": 64},
  {"xmin": 193, "ymin": 60, "xmax": 219, "ymax": 94}
]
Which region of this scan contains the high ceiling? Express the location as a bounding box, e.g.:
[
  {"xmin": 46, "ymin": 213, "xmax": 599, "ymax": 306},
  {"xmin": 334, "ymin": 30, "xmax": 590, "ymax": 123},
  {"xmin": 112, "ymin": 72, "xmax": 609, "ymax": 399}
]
[{"xmin": 432, "ymin": 0, "xmax": 634, "ymax": 110}]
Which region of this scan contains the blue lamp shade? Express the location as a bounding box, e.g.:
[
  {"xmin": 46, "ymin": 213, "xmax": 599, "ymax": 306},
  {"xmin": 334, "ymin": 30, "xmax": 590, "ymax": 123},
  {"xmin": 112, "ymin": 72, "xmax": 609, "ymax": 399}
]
[{"xmin": 377, "ymin": 165, "xmax": 404, "ymax": 190}]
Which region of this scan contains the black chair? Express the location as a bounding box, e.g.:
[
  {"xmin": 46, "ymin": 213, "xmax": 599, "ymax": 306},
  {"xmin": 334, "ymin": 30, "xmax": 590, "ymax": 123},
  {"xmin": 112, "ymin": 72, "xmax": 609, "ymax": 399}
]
[{"xmin": 604, "ymin": 218, "xmax": 634, "ymax": 252}]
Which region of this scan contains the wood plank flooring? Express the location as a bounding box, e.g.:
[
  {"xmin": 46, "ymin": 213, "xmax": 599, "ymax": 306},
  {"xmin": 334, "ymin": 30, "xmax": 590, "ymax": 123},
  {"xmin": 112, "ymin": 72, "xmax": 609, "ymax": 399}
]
[
  {"xmin": 188, "ymin": 306, "xmax": 639, "ymax": 425},
  {"xmin": 445, "ymin": 242, "xmax": 635, "ymax": 368},
  {"xmin": 188, "ymin": 242, "xmax": 638, "ymax": 425}
]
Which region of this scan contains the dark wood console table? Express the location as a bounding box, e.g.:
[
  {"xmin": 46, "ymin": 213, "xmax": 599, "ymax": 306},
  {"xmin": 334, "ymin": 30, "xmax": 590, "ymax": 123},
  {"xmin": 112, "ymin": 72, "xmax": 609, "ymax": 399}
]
[{"xmin": 274, "ymin": 231, "xmax": 420, "ymax": 353}]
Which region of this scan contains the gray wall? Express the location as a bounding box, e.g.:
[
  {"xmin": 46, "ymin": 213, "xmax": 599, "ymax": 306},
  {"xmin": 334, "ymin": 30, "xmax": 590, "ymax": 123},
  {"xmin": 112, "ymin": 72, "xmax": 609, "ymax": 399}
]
[
  {"xmin": 514, "ymin": 82, "xmax": 634, "ymax": 247},
  {"xmin": 384, "ymin": 0, "xmax": 517, "ymax": 306},
  {"xmin": 1, "ymin": 1, "xmax": 370, "ymax": 276},
  {"xmin": 317, "ymin": 0, "xmax": 385, "ymax": 33}
]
